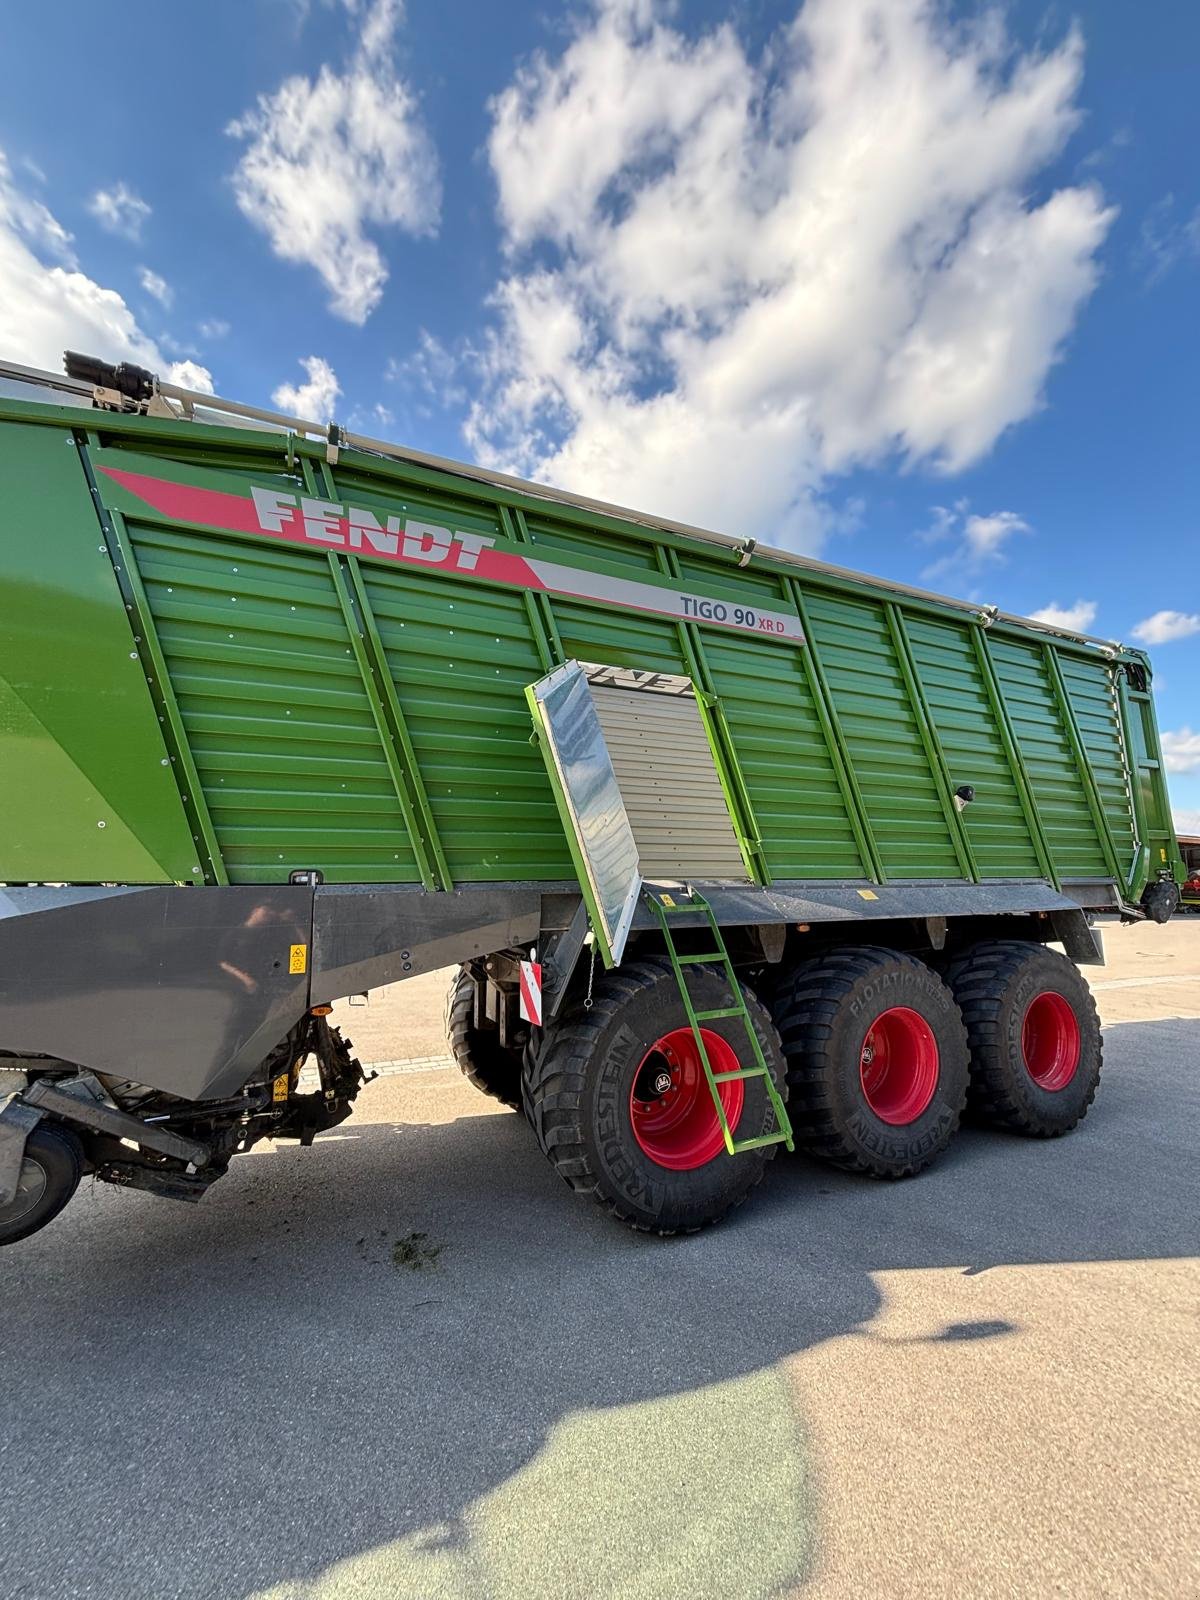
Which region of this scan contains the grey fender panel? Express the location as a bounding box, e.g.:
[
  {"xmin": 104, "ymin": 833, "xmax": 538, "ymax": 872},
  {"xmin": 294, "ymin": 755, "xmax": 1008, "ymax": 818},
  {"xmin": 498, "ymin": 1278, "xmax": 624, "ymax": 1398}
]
[
  {"xmin": 310, "ymin": 884, "xmax": 544, "ymax": 1003},
  {"xmin": 0, "ymin": 886, "xmax": 312, "ymax": 1101}
]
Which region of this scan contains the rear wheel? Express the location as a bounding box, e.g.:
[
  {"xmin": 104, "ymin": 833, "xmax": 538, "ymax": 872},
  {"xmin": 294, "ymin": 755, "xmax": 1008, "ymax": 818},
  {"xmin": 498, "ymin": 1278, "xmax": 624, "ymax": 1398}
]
[
  {"xmin": 522, "ymin": 957, "xmax": 786, "ymax": 1234},
  {"xmin": 945, "ymin": 941, "xmax": 1101, "ymax": 1136},
  {"xmin": 773, "ymin": 947, "xmax": 969, "ymax": 1178},
  {"xmin": 446, "ymin": 966, "xmax": 523, "ymax": 1110},
  {"xmin": 0, "ymin": 1123, "xmax": 84, "ymax": 1246}
]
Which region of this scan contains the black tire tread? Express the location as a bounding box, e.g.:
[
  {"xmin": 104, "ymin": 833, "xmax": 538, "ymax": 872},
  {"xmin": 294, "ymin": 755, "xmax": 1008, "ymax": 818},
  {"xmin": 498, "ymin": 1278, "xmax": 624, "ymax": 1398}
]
[
  {"xmin": 522, "ymin": 956, "xmax": 785, "ymax": 1235},
  {"xmin": 945, "ymin": 940, "xmax": 1101, "ymax": 1137},
  {"xmin": 773, "ymin": 945, "xmax": 969, "ymax": 1177},
  {"xmin": 0, "ymin": 1122, "xmax": 84, "ymax": 1247},
  {"xmin": 446, "ymin": 966, "xmax": 522, "ymax": 1109}
]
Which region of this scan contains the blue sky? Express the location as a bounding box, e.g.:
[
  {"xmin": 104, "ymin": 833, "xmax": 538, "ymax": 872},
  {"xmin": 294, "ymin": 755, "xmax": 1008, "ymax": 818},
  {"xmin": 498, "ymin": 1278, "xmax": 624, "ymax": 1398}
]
[{"xmin": 1, "ymin": 0, "xmax": 1197, "ymax": 827}]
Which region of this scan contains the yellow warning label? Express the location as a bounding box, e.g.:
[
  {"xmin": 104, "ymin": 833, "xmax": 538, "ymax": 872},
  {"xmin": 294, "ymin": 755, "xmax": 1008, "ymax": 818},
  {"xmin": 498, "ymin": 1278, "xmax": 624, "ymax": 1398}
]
[
  {"xmin": 272, "ymin": 1073, "xmax": 289, "ymax": 1103},
  {"xmin": 289, "ymin": 943, "xmax": 308, "ymax": 974},
  {"xmin": 660, "ymin": 893, "xmax": 676, "ymax": 907},
  {"xmin": 1160, "ymin": 848, "xmax": 1168, "ymax": 863},
  {"xmin": 857, "ymin": 889, "xmax": 879, "ymax": 901}
]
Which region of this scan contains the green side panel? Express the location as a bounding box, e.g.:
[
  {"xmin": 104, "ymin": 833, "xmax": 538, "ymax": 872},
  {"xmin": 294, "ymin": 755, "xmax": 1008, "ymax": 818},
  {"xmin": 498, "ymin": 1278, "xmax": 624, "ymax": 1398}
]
[
  {"xmin": 695, "ymin": 627, "xmax": 864, "ymax": 880},
  {"xmin": 126, "ymin": 522, "xmax": 422, "ymax": 884},
  {"xmin": 1123, "ymin": 686, "xmax": 1177, "ymax": 879},
  {"xmin": 527, "ymin": 513, "xmax": 696, "ymax": 675},
  {"xmin": 522, "ymin": 514, "xmax": 665, "ymax": 573},
  {"xmin": 552, "ymin": 599, "xmax": 692, "ymax": 677},
  {"xmin": 988, "ymin": 639, "xmax": 1110, "ymax": 878},
  {"xmin": 359, "ymin": 562, "xmax": 575, "ymax": 881},
  {"xmin": 22, "ymin": 413, "xmax": 1156, "ymax": 900},
  {"xmin": 519, "ymin": 515, "xmax": 685, "ymax": 674},
  {"xmin": 0, "ymin": 423, "xmax": 195, "ymax": 882},
  {"xmin": 800, "ymin": 590, "xmax": 963, "ymax": 879},
  {"xmin": 678, "ymin": 553, "xmax": 864, "ymax": 883},
  {"xmin": 319, "ymin": 462, "xmax": 574, "ymax": 881},
  {"xmin": 1059, "ymin": 656, "xmax": 1136, "ymax": 871},
  {"xmin": 904, "ymin": 616, "xmax": 1042, "ymax": 879}
]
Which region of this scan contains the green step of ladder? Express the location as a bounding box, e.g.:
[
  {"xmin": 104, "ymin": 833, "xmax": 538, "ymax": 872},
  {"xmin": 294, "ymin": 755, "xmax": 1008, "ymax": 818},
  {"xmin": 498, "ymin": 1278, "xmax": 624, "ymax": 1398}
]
[{"xmin": 647, "ymin": 889, "xmax": 794, "ymax": 1158}]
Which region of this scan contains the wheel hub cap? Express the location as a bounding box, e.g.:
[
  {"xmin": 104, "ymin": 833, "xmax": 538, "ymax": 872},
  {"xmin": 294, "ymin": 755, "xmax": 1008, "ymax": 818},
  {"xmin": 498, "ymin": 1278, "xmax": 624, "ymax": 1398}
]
[
  {"xmin": 629, "ymin": 1027, "xmax": 744, "ymax": 1171},
  {"xmin": 1021, "ymin": 991, "xmax": 1081, "ymax": 1090},
  {"xmin": 0, "ymin": 1156, "xmax": 48, "ymax": 1226},
  {"xmin": 859, "ymin": 1006, "xmax": 940, "ymax": 1126}
]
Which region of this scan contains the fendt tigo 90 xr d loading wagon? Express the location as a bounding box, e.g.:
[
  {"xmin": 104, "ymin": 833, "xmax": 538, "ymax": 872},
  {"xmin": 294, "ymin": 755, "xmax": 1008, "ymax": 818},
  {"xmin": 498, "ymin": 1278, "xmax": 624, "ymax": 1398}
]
[{"xmin": 0, "ymin": 353, "xmax": 1184, "ymax": 1245}]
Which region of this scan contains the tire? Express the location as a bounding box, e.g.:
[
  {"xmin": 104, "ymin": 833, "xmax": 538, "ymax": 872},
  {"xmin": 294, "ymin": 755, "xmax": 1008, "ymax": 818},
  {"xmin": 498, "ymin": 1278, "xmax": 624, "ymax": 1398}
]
[
  {"xmin": 446, "ymin": 966, "xmax": 523, "ymax": 1110},
  {"xmin": 945, "ymin": 941, "xmax": 1101, "ymax": 1137},
  {"xmin": 773, "ymin": 947, "xmax": 969, "ymax": 1178},
  {"xmin": 0, "ymin": 1123, "xmax": 84, "ymax": 1246},
  {"xmin": 522, "ymin": 957, "xmax": 787, "ymax": 1234}
]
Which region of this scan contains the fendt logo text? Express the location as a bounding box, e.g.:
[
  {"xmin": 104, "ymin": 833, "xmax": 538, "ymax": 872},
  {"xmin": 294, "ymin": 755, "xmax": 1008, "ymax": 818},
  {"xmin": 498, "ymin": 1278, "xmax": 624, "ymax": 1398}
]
[{"xmin": 250, "ymin": 487, "xmax": 496, "ymax": 572}]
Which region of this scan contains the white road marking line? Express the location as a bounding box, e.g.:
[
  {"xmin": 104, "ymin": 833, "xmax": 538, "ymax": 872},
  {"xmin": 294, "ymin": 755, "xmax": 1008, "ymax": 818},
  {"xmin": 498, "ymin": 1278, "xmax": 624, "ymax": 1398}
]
[{"xmin": 1091, "ymin": 974, "xmax": 1200, "ymax": 991}]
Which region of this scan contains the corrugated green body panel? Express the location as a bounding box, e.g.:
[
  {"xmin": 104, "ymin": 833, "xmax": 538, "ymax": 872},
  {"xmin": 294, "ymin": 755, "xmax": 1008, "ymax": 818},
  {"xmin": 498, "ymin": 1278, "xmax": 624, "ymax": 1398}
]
[
  {"xmin": 360, "ymin": 564, "xmax": 572, "ymax": 881},
  {"xmin": 671, "ymin": 552, "xmax": 864, "ymax": 880},
  {"xmin": 988, "ymin": 639, "xmax": 1111, "ymax": 878},
  {"xmin": 904, "ymin": 616, "xmax": 1043, "ymax": 879},
  {"xmin": 0, "ymin": 423, "xmax": 196, "ymax": 883},
  {"xmin": 700, "ymin": 628, "xmax": 863, "ymax": 880},
  {"xmin": 801, "ymin": 593, "xmax": 961, "ymax": 879},
  {"xmin": 1060, "ymin": 655, "xmax": 1136, "ymax": 865},
  {"xmin": 127, "ymin": 519, "xmax": 423, "ymax": 884},
  {"xmin": 1, "ymin": 397, "xmax": 1173, "ymax": 904}
]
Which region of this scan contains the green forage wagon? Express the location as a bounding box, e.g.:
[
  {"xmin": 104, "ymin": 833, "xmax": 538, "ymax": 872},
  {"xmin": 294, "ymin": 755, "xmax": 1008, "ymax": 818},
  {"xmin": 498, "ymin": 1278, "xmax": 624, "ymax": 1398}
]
[{"xmin": 0, "ymin": 353, "xmax": 1183, "ymax": 1244}]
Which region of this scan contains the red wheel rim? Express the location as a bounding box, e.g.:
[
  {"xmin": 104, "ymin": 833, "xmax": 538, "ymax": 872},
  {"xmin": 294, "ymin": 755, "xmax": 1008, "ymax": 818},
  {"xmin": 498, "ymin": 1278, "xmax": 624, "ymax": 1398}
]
[
  {"xmin": 859, "ymin": 1006, "xmax": 939, "ymax": 1125},
  {"xmin": 1021, "ymin": 991, "xmax": 1080, "ymax": 1090},
  {"xmin": 629, "ymin": 1027, "xmax": 744, "ymax": 1171}
]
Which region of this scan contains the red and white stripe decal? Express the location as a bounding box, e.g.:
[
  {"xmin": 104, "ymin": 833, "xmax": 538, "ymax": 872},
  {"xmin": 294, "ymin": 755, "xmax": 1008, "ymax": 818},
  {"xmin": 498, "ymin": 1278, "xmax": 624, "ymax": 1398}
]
[
  {"xmin": 98, "ymin": 466, "xmax": 804, "ymax": 644},
  {"xmin": 518, "ymin": 960, "xmax": 543, "ymax": 1027}
]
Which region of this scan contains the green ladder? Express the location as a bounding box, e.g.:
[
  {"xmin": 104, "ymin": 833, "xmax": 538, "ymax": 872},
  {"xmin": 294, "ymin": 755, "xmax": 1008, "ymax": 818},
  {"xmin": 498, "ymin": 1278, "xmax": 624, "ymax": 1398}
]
[{"xmin": 647, "ymin": 889, "xmax": 794, "ymax": 1157}]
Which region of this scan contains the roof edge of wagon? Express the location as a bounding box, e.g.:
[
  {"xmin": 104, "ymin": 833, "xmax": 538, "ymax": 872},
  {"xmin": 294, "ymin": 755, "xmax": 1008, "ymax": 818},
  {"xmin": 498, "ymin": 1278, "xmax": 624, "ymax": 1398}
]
[
  {"xmin": 332, "ymin": 423, "xmax": 1135, "ymax": 659},
  {"xmin": 0, "ymin": 353, "xmax": 1136, "ymax": 660}
]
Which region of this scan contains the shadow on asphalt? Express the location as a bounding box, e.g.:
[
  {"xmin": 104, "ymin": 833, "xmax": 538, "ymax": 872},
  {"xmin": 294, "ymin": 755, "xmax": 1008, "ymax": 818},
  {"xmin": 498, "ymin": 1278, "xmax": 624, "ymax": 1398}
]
[{"xmin": 1, "ymin": 1016, "xmax": 1195, "ymax": 1599}]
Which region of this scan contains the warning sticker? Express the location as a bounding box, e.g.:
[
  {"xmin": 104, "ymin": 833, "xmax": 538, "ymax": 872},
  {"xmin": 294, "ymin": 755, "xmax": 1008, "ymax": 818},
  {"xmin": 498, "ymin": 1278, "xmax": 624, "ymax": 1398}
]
[{"xmin": 289, "ymin": 944, "xmax": 308, "ymax": 974}]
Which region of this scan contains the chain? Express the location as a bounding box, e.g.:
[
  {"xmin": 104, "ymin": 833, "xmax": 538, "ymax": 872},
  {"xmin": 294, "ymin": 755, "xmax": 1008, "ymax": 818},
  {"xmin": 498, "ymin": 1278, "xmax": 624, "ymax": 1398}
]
[{"xmin": 584, "ymin": 935, "xmax": 597, "ymax": 1010}]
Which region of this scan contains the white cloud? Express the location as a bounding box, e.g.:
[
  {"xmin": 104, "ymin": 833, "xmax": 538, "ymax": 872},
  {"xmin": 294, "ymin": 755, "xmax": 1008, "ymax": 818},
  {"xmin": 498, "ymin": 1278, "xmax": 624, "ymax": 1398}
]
[
  {"xmin": 87, "ymin": 181, "xmax": 151, "ymax": 241},
  {"xmin": 469, "ymin": 0, "xmax": 1114, "ymax": 550},
  {"xmin": 198, "ymin": 318, "xmax": 230, "ymax": 340},
  {"xmin": 388, "ymin": 328, "xmax": 467, "ymax": 408},
  {"xmin": 1, "ymin": 154, "xmax": 157, "ymax": 370},
  {"xmin": 1029, "ymin": 598, "xmax": 1098, "ymax": 632},
  {"xmin": 1162, "ymin": 728, "xmax": 1200, "ymax": 775},
  {"xmin": 0, "ymin": 152, "xmax": 213, "ymax": 391},
  {"xmin": 919, "ymin": 501, "xmax": 1030, "ymax": 583},
  {"xmin": 273, "ymin": 355, "xmax": 342, "ymax": 419},
  {"xmin": 228, "ymin": 0, "xmax": 439, "ymax": 324},
  {"xmin": 166, "ymin": 359, "xmax": 215, "ymax": 394},
  {"xmin": 1131, "ymin": 610, "xmax": 1200, "ymax": 646},
  {"xmin": 138, "ymin": 266, "xmax": 172, "ymax": 307},
  {"xmin": 1137, "ymin": 193, "xmax": 1200, "ymax": 285}
]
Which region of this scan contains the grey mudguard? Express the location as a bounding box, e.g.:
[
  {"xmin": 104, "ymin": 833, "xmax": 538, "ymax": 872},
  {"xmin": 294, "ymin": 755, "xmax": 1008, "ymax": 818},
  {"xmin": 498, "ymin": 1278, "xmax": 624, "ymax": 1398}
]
[{"xmin": 0, "ymin": 886, "xmax": 312, "ymax": 1101}]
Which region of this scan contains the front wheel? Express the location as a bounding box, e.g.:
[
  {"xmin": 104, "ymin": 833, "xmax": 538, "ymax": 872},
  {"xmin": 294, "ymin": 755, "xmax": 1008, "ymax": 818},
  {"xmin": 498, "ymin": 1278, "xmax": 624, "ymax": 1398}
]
[
  {"xmin": 522, "ymin": 958, "xmax": 787, "ymax": 1234},
  {"xmin": 446, "ymin": 966, "xmax": 524, "ymax": 1110},
  {"xmin": 0, "ymin": 1122, "xmax": 84, "ymax": 1246}
]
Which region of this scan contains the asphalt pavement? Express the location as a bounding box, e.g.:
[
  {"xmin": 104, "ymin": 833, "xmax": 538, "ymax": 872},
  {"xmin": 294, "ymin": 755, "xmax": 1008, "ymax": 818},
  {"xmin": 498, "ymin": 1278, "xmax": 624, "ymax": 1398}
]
[{"xmin": 1, "ymin": 924, "xmax": 1197, "ymax": 1600}]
